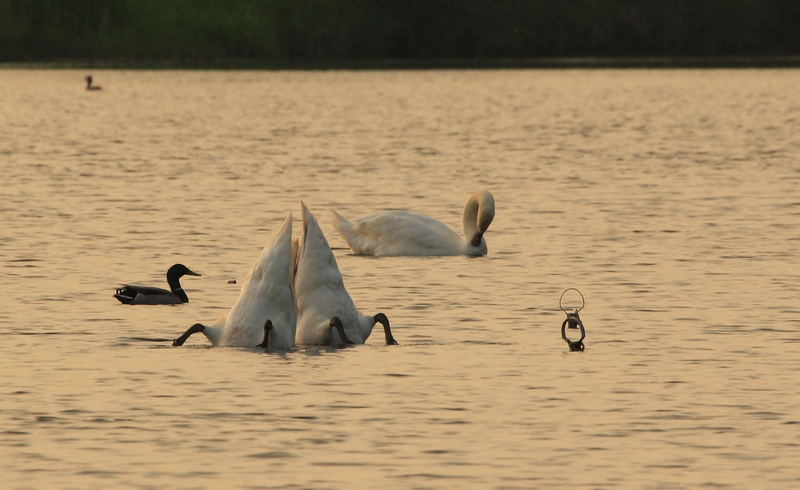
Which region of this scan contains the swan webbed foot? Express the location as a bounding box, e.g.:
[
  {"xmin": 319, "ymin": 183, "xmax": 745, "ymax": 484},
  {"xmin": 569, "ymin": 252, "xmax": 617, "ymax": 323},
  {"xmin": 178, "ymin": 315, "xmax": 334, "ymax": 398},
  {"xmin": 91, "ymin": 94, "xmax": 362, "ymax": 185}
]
[
  {"xmin": 329, "ymin": 317, "xmax": 354, "ymax": 345},
  {"xmin": 172, "ymin": 323, "xmax": 206, "ymax": 346},
  {"xmin": 257, "ymin": 319, "xmax": 273, "ymax": 348},
  {"xmin": 374, "ymin": 313, "xmax": 398, "ymax": 345}
]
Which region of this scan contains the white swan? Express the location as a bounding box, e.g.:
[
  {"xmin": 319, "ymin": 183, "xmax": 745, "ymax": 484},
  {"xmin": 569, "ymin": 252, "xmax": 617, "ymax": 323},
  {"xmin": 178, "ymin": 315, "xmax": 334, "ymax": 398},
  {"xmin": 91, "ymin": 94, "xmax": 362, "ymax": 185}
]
[
  {"xmin": 331, "ymin": 190, "xmax": 495, "ymax": 256},
  {"xmin": 172, "ymin": 214, "xmax": 297, "ymax": 349},
  {"xmin": 294, "ymin": 202, "xmax": 397, "ymax": 346}
]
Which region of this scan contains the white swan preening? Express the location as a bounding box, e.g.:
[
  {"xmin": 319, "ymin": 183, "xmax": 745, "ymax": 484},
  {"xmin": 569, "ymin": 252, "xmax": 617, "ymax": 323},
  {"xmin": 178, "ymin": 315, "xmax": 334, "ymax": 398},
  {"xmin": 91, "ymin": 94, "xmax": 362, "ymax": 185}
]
[
  {"xmin": 295, "ymin": 202, "xmax": 397, "ymax": 346},
  {"xmin": 331, "ymin": 190, "xmax": 495, "ymax": 256},
  {"xmin": 115, "ymin": 263, "xmax": 201, "ymax": 305},
  {"xmin": 173, "ymin": 215, "xmax": 297, "ymax": 348}
]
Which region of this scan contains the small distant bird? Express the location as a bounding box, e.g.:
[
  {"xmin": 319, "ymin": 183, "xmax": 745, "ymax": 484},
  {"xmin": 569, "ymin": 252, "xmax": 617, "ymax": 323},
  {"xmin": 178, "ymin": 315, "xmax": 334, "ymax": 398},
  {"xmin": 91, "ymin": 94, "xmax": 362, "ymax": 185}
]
[
  {"xmin": 85, "ymin": 75, "xmax": 102, "ymax": 91},
  {"xmin": 114, "ymin": 264, "xmax": 201, "ymax": 305}
]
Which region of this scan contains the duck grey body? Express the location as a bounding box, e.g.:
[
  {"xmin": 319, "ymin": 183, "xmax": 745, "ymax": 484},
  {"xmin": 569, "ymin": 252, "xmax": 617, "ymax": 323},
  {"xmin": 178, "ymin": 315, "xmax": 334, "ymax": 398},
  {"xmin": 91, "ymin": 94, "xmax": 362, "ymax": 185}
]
[{"xmin": 114, "ymin": 264, "xmax": 201, "ymax": 305}]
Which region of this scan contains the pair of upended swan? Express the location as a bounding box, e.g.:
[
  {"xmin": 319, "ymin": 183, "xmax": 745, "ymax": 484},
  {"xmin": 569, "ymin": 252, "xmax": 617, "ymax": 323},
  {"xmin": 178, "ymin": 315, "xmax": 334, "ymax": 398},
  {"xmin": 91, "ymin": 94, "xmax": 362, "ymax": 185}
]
[
  {"xmin": 172, "ymin": 204, "xmax": 397, "ymax": 348},
  {"xmin": 331, "ymin": 190, "xmax": 495, "ymax": 257},
  {"xmin": 114, "ymin": 264, "xmax": 201, "ymax": 305}
]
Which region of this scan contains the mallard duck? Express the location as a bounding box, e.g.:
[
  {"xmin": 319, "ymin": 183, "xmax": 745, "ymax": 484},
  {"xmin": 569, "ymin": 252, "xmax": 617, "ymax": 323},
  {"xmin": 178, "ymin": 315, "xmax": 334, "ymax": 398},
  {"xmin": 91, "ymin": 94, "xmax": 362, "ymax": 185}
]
[{"xmin": 114, "ymin": 264, "xmax": 200, "ymax": 305}]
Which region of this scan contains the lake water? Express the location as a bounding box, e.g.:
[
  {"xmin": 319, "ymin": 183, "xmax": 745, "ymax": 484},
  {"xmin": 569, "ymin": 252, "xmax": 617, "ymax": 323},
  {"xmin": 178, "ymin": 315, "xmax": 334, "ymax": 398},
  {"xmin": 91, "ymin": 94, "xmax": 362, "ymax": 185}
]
[{"xmin": 1, "ymin": 68, "xmax": 799, "ymax": 488}]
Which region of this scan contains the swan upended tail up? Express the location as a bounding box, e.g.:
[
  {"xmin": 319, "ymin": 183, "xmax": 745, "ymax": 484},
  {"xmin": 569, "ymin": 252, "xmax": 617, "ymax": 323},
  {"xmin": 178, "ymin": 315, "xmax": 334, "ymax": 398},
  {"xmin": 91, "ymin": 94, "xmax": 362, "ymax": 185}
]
[
  {"xmin": 331, "ymin": 190, "xmax": 495, "ymax": 256},
  {"xmin": 294, "ymin": 202, "xmax": 397, "ymax": 346},
  {"xmin": 114, "ymin": 263, "xmax": 201, "ymax": 305},
  {"xmin": 173, "ymin": 215, "xmax": 297, "ymax": 348}
]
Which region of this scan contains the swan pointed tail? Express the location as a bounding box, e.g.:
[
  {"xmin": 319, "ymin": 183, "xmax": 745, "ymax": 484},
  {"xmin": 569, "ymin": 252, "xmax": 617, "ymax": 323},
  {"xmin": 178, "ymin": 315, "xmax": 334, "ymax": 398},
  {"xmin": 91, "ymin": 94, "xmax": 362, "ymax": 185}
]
[
  {"xmin": 330, "ymin": 208, "xmax": 352, "ymax": 230},
  {"xmin": 330, "ymin": 209, "xmax": 357, "ymax": 250}
]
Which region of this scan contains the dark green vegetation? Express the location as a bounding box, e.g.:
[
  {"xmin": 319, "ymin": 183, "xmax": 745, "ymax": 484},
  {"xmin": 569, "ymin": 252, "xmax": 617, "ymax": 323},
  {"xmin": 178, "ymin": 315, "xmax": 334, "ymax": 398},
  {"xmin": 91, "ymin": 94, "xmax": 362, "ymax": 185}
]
[{"xmin": 2, "ymin": 0, "xmax": 799, "ymax": 67}]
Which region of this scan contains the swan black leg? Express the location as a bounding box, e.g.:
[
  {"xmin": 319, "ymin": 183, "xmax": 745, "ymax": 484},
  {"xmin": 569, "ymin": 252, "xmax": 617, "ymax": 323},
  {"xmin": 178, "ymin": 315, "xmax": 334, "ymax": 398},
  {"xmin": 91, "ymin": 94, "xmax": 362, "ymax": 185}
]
[
  {"xmin": 172, "ymin": 323, "xmax": 206, "ymax": 346},
  {"xmin": 257, "ymin": 319, "xmax": 273, "ymax": 348},
  {"xmin": 329, "ymin": 317, "xmax": 355, "ymax": 345},
  {"xmin": 374, "ymin": 313, "xmax": 398, "ymax": 345}
]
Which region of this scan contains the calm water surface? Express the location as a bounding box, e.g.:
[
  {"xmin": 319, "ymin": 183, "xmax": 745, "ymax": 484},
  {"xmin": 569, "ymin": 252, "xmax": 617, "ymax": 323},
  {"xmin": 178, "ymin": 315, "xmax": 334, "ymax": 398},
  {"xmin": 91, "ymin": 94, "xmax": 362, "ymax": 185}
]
[{"xmin": 1, "ymin": 69, "xmax": 799, "ymax": 488}]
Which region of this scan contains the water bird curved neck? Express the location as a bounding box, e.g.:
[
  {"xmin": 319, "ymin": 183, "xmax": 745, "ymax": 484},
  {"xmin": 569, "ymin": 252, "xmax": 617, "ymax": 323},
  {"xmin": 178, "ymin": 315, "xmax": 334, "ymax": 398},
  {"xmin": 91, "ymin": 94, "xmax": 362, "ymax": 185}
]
[
  {"xmin": 462, "ymin": 191, "xmax": 495, "ymax": 251},
  {"xmin": 166, "ymin": 264, "xmax": 201, "ymax": 302}
]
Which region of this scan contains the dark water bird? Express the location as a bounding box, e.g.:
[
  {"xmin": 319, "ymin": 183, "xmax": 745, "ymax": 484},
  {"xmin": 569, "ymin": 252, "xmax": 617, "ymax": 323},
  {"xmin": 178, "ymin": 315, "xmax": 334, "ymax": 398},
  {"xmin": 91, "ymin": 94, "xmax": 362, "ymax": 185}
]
[
  {"xmin": 85, "ymin": 75, "xmax": 102, "ymax": 91},
  {"xmin": 114, "ymin": 264, "xmax": 201, "ymax": 305}
]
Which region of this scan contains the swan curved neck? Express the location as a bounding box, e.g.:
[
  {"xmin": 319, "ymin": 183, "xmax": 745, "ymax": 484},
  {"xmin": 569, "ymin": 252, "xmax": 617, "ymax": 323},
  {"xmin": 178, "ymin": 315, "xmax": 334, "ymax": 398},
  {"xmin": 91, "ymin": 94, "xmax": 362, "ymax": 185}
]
[
  {"xmin": 462, "ymin": 195, "xmax": 480, "ymax": 240},
  {"xmin": 462, "ymin": 191, "xmax": 495, "ymax": 245}
]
